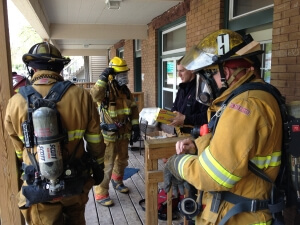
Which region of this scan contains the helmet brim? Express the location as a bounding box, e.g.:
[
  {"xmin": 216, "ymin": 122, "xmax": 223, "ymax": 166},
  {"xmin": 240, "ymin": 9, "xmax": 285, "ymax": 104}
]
[{"xmin": 23, "ymin": 54, "xmax": 71, "ymax": 65}]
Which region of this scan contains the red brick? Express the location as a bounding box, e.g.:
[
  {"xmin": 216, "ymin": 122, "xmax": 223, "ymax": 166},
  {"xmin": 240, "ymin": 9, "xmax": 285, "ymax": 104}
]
[
  {"xmin": 278, "ymin": 56, "xmax": 297, "ymax": 64},
  {"xmin": 281, "ymin": 24, "xmax": 299, "ymax": 34},
  {"xmin": 287, "ymin": 64, "xmax": 300, "ymax": 72},
  {"xmin": 290, "ymin": 15, "xmax": 300, "ymax": 24},
  {"xmin": 290, "ymin": 32, "xmax": 300, "ymax": 41},
  {"xmin": 273, "ymin": 18, "xmax": 290, "ymax": 28},
  {"xmin": 282, "ymin": 7, "xmax": 300, "ymax": 18},
  {"xmin": 279, "ymin": 40, "xmax": 298, "ymax": 49}
]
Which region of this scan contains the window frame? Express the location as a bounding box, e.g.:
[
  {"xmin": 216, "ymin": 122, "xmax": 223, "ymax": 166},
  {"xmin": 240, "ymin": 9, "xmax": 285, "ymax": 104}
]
[
  {"xmin": 228, "ymin": 0, "xmax": 274, "ymax": 21},
  {"xmin": 158, "ymin": 19, "xmax": 186, "ymax": 109}
]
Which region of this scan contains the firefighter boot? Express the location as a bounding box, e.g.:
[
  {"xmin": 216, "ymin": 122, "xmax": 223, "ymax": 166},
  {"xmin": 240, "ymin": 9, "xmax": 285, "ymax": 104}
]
[
  {"xmin": 95, "ymin": 194, "xmax": 114, "ymax": 207},
  {"xmin": 111, "ymin": 179, "xmax": 129, "ymax": 193}
]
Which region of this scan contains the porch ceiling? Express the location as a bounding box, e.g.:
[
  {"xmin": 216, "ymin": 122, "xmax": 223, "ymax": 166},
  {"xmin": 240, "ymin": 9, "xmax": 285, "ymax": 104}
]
[{"xmin": 11, "ymin": 0, "xmax": 183, "ymax": 56}]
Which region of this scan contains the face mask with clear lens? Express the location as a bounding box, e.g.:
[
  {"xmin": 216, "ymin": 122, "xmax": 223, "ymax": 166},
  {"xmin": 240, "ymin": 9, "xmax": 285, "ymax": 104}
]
[
  {"xmin": 115, "ymin": 72, "xmax": 128, "ymax": 86},
  {"xmin": 195, "ymin": 71, "xmax": 218, "ymax": 106}
]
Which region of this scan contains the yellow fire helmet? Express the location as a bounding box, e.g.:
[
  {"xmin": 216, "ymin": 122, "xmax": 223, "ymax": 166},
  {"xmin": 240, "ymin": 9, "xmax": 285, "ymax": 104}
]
[
  {"xmin": 181, "ymin": 29, "xmax": 263, "ymax": 72},
  {"xmin": 109, "ymin": 57, "xmax": 130, "ymax": 73}
]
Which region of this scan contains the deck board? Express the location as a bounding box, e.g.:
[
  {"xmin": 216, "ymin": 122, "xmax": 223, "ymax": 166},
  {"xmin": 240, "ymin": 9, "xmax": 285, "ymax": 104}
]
[{"xmin": 85, "ymin": 147, "xmax": 184, "ymax": 225}]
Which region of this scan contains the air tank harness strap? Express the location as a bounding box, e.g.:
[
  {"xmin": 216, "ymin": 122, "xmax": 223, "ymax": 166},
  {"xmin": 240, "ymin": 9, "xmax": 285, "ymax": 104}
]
[{"xmin": 210, "ymin": 191, "xmax": 270, "ymax": 225}]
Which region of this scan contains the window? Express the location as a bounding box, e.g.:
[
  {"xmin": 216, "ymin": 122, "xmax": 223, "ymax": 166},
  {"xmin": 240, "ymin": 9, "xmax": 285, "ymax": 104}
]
[
  {"xmin": 229, "ymin": 0, "xmax": 273, "ymax": 20},
  {"xmin": 259, "ymin": 41, "xmax": 272, "ymax": 83},
  {"xmin": 162, "ymin": 23, "xmax": 186, "ymax": 55},
  {"xmin": 160, "ymin": 22, "xmax": 186, "ymax": 109},
  {"xmin": 162, "ymin": 58, "xmax": 182, "ymax": 110},
  {"xmin": 135, "ymin": 39, "xmax": 141, "ymax": 57},
  {"xmin": 117, "ymin": 47, "xmax": 124, "ymax": 58},
  {"xmin": 246, "ymin": 25, "xmax": 272, "ymax": 83}
]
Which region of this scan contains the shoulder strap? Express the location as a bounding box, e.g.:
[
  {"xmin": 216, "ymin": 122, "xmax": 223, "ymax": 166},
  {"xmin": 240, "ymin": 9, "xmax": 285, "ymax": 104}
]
[
  {"xmin": 19, "ymin": 85, "xmax": 42, "ymax": 106},
  {"xmin": 44, "ymin": 81, "xmax": 74, "ymax": 102},
  {"xmin": 19, "ymin": 80, "xmax": 74, "ymax": 104},
  {"xmin": 213, "ymin": 82, "xmax": 287, "ymax": 225}
]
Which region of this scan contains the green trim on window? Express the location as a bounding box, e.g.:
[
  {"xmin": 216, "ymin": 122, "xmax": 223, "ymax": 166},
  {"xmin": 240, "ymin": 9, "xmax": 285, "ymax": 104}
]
[
  {"xmin": 158, "ymin": 17, "xmax": 186, "ymax": 108},
  {"xmin": 228, "ymin": 8, "xmax": 273, "ymax": 31}
]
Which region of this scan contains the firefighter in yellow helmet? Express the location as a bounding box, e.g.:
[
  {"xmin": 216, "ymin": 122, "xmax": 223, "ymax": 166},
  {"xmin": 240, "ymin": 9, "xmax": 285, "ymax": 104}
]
[
  {"xmin": 90, "ymin": 56, "xmax": 140, "ymax": 206},
  {"xmin": 163, "ymin": 29, "xmax": 283, "ymax": 224},
  {"xmin": 5, "ymin": 42, "xmax": 105, "ymax": 224}
]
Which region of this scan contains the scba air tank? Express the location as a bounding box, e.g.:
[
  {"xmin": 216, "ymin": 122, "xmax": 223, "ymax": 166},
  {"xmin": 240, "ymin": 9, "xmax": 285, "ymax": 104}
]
[{"xmin": 33, "ymin": 107, "xmax": 63, "ymax": 181}]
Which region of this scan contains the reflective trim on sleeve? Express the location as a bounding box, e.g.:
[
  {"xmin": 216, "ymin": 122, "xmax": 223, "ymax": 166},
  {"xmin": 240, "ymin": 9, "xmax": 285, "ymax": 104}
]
[
  {"xmin": 108, "ymin": 108, "xmax": 132, "ymax": 117},
  {"xmin": 250, "ymin": 151, "xmax": 281, "ymax": 169},
  {"xmin": 16, "ymin": 150, "xmax": 23, "ymax": 159},
  {"xmin": 131, "ymin": 119, "xmax": 139, "ymax": 125},
  {"xmin": 85, "ymin": 133, "xmax": 102, "ymax": 144},
  {"xmin": 19, "ymin": 135, "xmax": 24, "ymax": 143},
  {"xmin": 96, "ymin": 79, "xmax": 107, "ymax": 88},
  {"xmin": 199, "ymin": 146, "xmax": 241, "ymax": 189},
  {"xmin": 123, "ymin": 108, "xmax": 132, "ymax": 115},
  {"xmin": 177, "ymin": 154, "xmax": 194, "ymax": 179},
  {"xmin": 68, "ymin": 130, "xmax": 85, "ymax": 141}
]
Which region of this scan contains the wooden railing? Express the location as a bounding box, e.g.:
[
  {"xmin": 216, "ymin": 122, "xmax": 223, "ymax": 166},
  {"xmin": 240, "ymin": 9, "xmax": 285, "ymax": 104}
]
[
  {"xmin": 75, "ymin": 82, "xmax": 94, "ymax": 89},
  {"xmin": 75, "ymin": 82, "xmax": 144, "ymax": 112}
]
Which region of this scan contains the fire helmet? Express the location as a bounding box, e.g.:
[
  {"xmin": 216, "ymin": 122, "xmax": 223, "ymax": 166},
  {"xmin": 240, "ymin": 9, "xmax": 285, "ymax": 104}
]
[
  {"xmin": 181, "ymin": 29, "xmax": 263, "ymax": 72},
  {"xmin": 109, "ymin": 57, "xmax": 130, "ymax": 73},
  {"xmin": 182, "ymin": 29, "xmax": 263, "ymax": 106},
  {"xmin": 22, "ymin": 42, "xmax": 70, "ymax": 72}
]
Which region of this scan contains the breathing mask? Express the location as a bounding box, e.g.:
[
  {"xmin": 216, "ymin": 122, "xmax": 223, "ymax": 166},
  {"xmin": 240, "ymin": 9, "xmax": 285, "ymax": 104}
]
[
  {"xmin": 115, "ymin": 72, "xmax": 129, "ymax": 86},
  {"xmin": 196, "ymin": 70, "xmax": 219, "ymax": 106}
]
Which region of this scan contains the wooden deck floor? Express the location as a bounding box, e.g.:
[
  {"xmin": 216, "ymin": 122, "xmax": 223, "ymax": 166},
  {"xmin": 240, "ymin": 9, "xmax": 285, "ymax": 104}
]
[{"xmin": 84, "ymin": 147, "xmax": 184, "ymax": 225}]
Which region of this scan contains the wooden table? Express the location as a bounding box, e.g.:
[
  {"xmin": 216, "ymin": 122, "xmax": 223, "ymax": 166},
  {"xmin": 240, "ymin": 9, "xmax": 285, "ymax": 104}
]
[{"xmin": 144, "ymin": 136, "xmax": 189, "ymax": 225}]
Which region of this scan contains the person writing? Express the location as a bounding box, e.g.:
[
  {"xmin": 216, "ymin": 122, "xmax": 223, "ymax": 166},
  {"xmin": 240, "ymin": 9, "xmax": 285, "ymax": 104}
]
[{"xmin": 164, "ymin": 29, "xmax": 283, "ymax": 225}]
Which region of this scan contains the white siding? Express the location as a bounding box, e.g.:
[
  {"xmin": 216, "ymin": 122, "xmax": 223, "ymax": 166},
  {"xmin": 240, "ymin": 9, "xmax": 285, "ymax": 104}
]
[{"xmin": 89, "ymin": 56, "xmax": 108, "ymax": 83}]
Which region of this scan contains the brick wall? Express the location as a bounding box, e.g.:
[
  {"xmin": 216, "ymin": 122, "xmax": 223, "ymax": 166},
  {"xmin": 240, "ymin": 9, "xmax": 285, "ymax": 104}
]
[
  {"xmin": 186, "ymin": 0, "xmax": 224, "ymax": 49},
  {"xmin": 141, "ymin": 25, "xmax": 158, "ymax": 107},
  {"xmin": 271, "ymin": 0, "xmax": 300, "ymax": 103},
  {"xmin": 110, "ymin": 0, "xmax": 300, "ymax": 106},
  {"xmin": 109, "ymin": 40, "xmax": 135, "ymax": 91},
  {"xmin": 139, "ymin": 0, "xmax": 224, "ymax": 107},
  {"xmin": 141, "ymin": 0, "xmax": 189, "ymax": 107},
  {"xmin": 124, "ymin": 40, "xmax": 135, "ymax": 91}
]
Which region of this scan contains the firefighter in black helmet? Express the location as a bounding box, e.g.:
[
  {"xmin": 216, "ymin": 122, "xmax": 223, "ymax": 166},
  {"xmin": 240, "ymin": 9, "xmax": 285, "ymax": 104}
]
[{"xmin": 5, "ymin": 42, "xmax": 105, "ymax": 225}]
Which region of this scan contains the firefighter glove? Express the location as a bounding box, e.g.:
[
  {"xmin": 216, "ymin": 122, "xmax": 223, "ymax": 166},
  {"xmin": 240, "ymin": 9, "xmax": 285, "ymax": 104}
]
[
  {"xmin": 164, "ymin": 154, "xmax": 191, "ymax": 198},
  {"xmin": 99, "ymin": 68, "xmax": 115, "ymax": 82},
  {"xmin": 131, "ymin": 124, "xmax": 140, "ymax": 143}
]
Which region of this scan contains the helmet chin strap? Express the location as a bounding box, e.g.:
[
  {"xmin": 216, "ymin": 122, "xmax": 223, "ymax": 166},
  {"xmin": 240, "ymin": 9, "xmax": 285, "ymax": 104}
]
[
  {"xmin": 226, "ymin": 67, "xmax": 246, "ymax": 85},
  {"xmin": 216, "ymin": 64, "xmax": 228, "ymax": 97},
  {"xmin": 217, "ymin": 64, "xmax": 246, "ymax": 96}
]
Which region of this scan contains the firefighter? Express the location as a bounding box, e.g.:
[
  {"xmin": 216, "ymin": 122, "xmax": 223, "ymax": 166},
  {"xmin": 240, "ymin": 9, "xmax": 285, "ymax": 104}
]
[
  {"xmin": 163, "ymin": 29, "xmax": 282, "ymax": 224},
  {"xmin": 12, "ymin": 71, "xmax": 30, "ymax": 94},
  {"xmin": 90, "ymin": 56, "xmax": 140, "ymax": 207},
  {"xmin": 5, "ymin": 42, "xmax": 106, "ymax": 225}
]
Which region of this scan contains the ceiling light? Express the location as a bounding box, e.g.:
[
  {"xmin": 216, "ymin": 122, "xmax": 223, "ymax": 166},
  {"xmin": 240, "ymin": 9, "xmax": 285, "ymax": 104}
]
[{"xmin": 105, "ymin": 0, "xmax": 122, "ymax": 10}]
